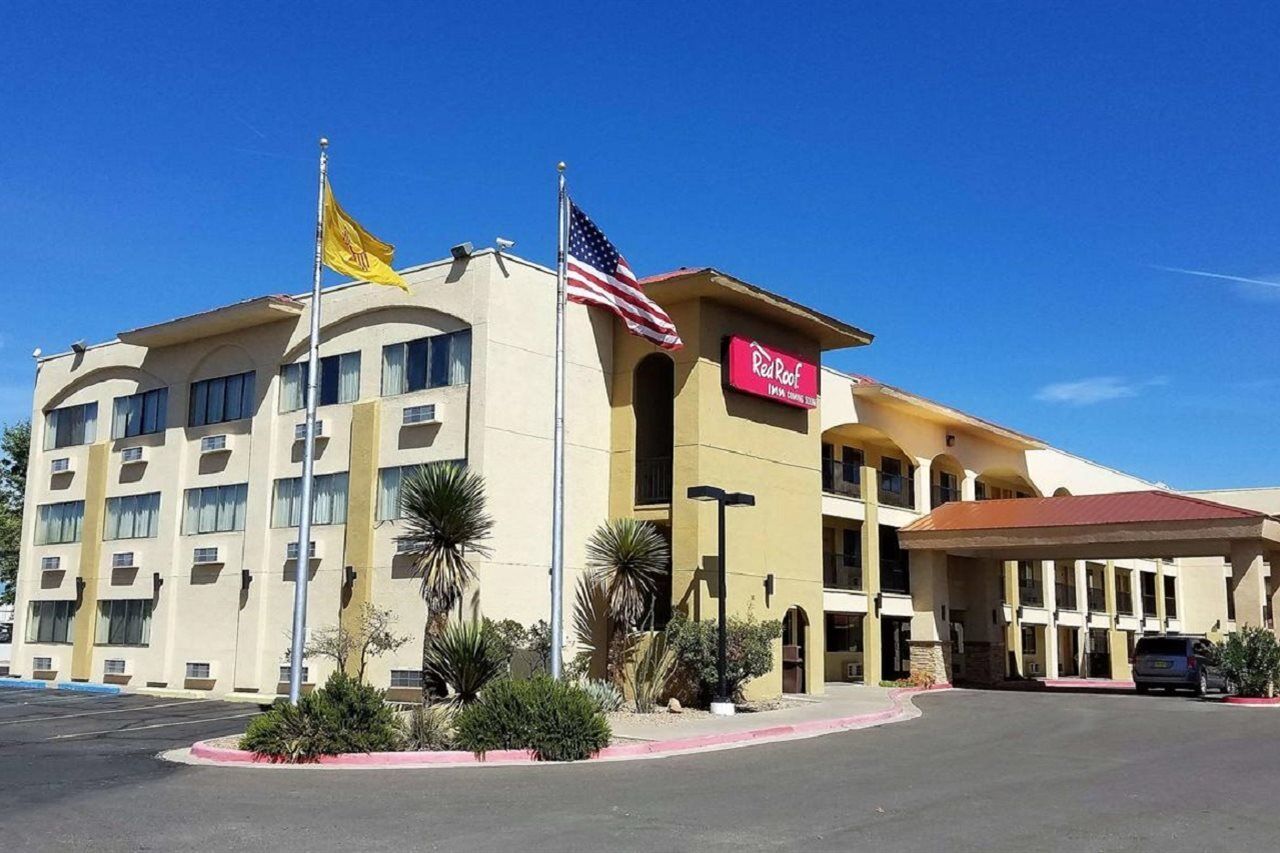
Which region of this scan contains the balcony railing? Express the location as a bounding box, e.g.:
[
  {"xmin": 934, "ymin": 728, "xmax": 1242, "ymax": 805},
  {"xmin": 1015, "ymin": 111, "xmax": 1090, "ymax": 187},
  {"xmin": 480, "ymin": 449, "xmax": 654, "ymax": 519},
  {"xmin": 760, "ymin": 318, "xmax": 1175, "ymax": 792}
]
[
  {"xmin": 635, "ymin": 457, "xmax": 671, "ymax": 505},
  {"xmin": 1087, "ymin": 588, "xmax": 1107, "ymax": 613},
  {"xmin": 1055, "ymin": 581, "xmax": 1077, "ymax": 611},
  {"xmin": 822, "ymin": 553, "xmax": 863, "ymax": 591},
  {"xmin": 878, "ymin": 474, "xmax": 915, "ymax": 510},
  {"xmin": 821, "ymin": 459, "xmax": 861, "ymax": 499},
  {"xmin": 880, "ymin": 559, "xmax": 910, "ymax": 594},
  {"xmin": 931, "ymin": 484, "xmax": 962, "ymax": 509},
  {"xmin": 1019, "ymin": 581, "xmax": 1044, "ymax": 608}
]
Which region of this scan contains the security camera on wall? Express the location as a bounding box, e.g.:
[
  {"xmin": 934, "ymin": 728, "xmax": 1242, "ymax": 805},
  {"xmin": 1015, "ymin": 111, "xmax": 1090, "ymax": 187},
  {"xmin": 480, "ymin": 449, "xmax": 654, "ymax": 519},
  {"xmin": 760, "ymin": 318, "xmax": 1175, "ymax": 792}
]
[{"xmin": 495, "ymin": 237, "xmax": 516, "ymax": 251}]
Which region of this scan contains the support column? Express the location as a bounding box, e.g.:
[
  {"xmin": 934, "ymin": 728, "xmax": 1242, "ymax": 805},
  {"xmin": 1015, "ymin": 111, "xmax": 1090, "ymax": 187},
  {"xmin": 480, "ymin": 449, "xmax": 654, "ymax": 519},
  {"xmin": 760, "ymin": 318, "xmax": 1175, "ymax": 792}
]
[
  {"xmin": 961, "ymin": 470, "xmax": 977, "ymax": 502},
  {"xmin": 1104, "ymin": 561, "xmax": 1130, "ymax": 680},
  {"xmin": 70, "ymin": 442, "xmax": 110, "ymax": 682},
  {"xmin": 1043, "ymin": 560, "xmax": 1059, "ymax": 678},
  {"xmin": 861, "ymin": 465, "xmax": 881, "ymax": 685},
  {"xmin": 913, "ymin": 458, "xmax": 931, "ymax": 513},
  {"xmin": 1155, "ymin": 562, "xmax": 1167, "ymax": 626},
  {"xmin": 1229, "ymin": 542, "xmax": 1267, "ymax": 629},
  {"xmin": 1269, "ymin": 552, "xmax": 1280, "ymax": 638},
  {"xmin": 908, "ymin": 549, "xmax": 951, "ymax": 684},
  {"xmin": 339, "ymin": 400, "xmax": 381, "ymax": 676},
  {"xmin": 1005, "ymin": 561, "xmax": 1021, "ymax": 677}
]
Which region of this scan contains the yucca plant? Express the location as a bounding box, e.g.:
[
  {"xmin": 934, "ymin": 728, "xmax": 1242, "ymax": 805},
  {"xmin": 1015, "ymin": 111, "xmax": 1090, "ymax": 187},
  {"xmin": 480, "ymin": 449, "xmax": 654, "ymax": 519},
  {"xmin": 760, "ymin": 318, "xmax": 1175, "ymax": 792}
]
[
  {"xmin": 585, "ymin": 518, "xmax": 670, "ymax": 684},
  {"xmin": 423, "ymin": 620, "xmax": 507, "ymax": 705},
  {"xmin": 397, "ymin": 462, "xmax": 495, "ymax": 701},
  {"xmin": 626, "ymin": 628, "xmax": 678, "ymax": 713}
]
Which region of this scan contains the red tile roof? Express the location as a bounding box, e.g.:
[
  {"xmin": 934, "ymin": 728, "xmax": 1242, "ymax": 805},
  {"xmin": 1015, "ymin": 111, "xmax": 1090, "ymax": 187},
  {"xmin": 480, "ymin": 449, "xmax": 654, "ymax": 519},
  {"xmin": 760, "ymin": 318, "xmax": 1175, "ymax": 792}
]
[
  {"xmin": 638, "ymin": 267, "xmax": 711, "ymax": 285},
  {"xmin": 903, "ymin": 490, "xmax": 1266, "ymax": 534}
]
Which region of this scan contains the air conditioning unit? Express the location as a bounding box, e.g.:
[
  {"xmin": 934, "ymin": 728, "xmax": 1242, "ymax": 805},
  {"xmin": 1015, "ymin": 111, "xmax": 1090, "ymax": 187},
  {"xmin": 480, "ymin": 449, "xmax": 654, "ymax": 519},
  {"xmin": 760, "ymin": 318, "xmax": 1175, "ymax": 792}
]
[
  {"xmin": 845, "ymin": 662, "xmax": 864, "ymax": 680},
  {"xmin": 50, "ymin": 457, "xmax": 72, "ymax": 474},
  {"xmin": 294, "ymin": 420, "xmax": 325, "ymax": 441},
  {"xmin": 111, "ymin": 552, "xmax": 137, "ymax": 569},
  {"xmin": 32, "ymin": 656, "xmax": 54, "ymax": 672},
  {"xmin": 402, "ymin": 404, "xmax": 438, "ymax": 426},
  {"xmin": 1028, "ymin": 661, "xmax": 1043, "ymax": 676},
  {"xmin": 200, "ymin": 434, "xmax": 229, "ymax": 454},
  {"xmin": 120, "ymin": 446, "xmax": 145, "ymax": 464},
  {"xmin": 40, "ymin": 556, "xmax": 61, "ymax": 572},
  {"xmin": 286, "ymin": 540, "xmax": 318, "ymax": 561},
  {"xmin": 192, "ymin": 546, "xmax": 221, "ymax": 565},
  {"xmin": 185, "ymin": 662, "xmax": 212, "ymax": 680},
  {"xmin": 103, "ymin": 659, "xmax": 127, "ymax": 676}
]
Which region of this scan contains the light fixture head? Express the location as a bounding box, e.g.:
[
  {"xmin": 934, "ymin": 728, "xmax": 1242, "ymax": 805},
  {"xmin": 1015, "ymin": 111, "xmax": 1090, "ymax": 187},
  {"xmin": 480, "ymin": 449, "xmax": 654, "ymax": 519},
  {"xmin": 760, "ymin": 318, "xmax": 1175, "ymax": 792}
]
[
  {"xmin": 450, "ymin": 242, "xmax": 474, "ymax": 260},
  {"xmin": 686, "ymin": 485, "xmax": 726, "ymax": 502},
  {"xmin": 725, "ymin": 492, "xmax": 756, "ymax": 507}
]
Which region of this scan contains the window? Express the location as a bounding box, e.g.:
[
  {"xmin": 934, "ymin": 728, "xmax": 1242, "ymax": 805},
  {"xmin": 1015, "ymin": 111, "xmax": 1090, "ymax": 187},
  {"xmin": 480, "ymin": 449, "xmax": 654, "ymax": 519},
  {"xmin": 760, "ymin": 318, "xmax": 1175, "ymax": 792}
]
[
  {"xmin": 1021, "ymin": 626, "xmax": 1038, "ymax": 655},
  {"xmin": 186, "ymin": 662, "xmax": 212, "ymax": 679},
  {"xmin": 96, "ymin": 599, "xmax": 153, "ymax": 646},
  {"xmin": 271, "ymin": 472, "xmax": 349, "ymax": 527},
  {"xmin": 104, "ymin": 492, "xmax": 161, "ymax": 540},
  {"xmin": 279, "ymin": 665, "xmax": 309, "ymax": 683},
  {"xmin": 25, "ymin": 600, "xmax": 74, "ymax": 644},
  {"xmin": 1163, "ymin": 575, "xmax": 1178, "ymax": 619},
  {"xmin": 1140, "ymin": 572, "xmax": 1158, "ymax": 616},
  {"xmin": 824, "ymin": 613, "xmax": 863, "ymax": 653},
  {"xmin": 188, "ymin": 371, "xmax": 256, "ymax": 427},
  {"xmin": 381, "ymin": 329, "xmax": 471, "ymax": 396},
  {"xmin": 182, "ymin": 483, "xmax": 249, "ymax": 534},
  {"xmin": 111, "ymin": 388, "xmax": 167, "ymax": 439},
  {"xmin": 44, "ymin": 402, "xmax": 98, "ymax": 450},
  {"xmin": 376, "ymin": 461, "xmax": 466, "ymax": 521},
  {"xmin": 1115, "ymin": 570, "xmax": 1134, "ymax": 615},
  {"xmin": 280, "ymin": 352, "xmax": 361, "ymax": 412},
  {"xmin": 36, "ymin": 501, "xmax": 85, "ymax": 545},
  {"xmin": 1225, "ymin": 575, "xmax": 1237, "ymax": 621},
  {"xmin": 390, "ymin": 669, "xmax": 423, "ymax": 689}
]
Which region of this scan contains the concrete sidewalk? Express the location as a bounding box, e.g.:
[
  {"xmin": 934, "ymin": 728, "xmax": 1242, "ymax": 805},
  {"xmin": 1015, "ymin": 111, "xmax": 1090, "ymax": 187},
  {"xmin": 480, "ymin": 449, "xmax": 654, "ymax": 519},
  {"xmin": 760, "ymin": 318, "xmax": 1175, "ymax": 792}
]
[{"xmin": 608, "ymin": 682, "xmax": 898, "ymax": 742}]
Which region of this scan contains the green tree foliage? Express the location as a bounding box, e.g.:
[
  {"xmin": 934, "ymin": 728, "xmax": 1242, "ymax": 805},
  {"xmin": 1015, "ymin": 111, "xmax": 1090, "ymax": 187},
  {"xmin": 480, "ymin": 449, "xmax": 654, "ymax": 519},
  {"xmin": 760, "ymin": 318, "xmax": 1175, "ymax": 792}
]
[
  {"xmin": 452, "ymin": 675, "xmax": 611, "ymax": 761},
  {"xmin": 1219, "ymin": 627, "xmax": 1280, "ymax": 698},
  {"xmin": 240, "ymin": 671, "xmax": 400, "ymax": 762},
  {"xmin": 0, "ymin": 421, "xmax": 30, "ymax": 606},
  {"xmin": 665, "ymin": 611, "xmax": 783, "ymax": 705}
]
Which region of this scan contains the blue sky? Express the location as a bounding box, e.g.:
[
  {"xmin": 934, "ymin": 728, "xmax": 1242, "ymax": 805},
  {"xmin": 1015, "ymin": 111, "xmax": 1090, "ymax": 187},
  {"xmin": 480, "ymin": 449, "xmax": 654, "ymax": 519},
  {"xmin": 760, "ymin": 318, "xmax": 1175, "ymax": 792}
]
[{"xmin": 1, "ymin": 2, "xmax": 1277, "ymax": 489}]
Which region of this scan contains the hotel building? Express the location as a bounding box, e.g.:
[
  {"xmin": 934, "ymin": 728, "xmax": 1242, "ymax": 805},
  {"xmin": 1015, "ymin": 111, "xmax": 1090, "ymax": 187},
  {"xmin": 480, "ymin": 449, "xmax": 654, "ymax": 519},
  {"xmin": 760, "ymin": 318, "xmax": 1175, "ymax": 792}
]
[{"xmin": 11, "ymin": 251, "xmax": 1280, "ymax": 698}]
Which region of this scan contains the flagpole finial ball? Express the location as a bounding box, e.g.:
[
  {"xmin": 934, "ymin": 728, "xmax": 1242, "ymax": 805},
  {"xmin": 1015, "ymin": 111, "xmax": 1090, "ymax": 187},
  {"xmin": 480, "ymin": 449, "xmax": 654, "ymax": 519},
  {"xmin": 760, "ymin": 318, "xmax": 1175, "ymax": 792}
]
[
  {"xmin": 320, "ymin": 137, "xmax": 329, "ymax": 148},
  {"xmin": 557, "ymin": 161, "xmax": 566, "ymax": 172}
]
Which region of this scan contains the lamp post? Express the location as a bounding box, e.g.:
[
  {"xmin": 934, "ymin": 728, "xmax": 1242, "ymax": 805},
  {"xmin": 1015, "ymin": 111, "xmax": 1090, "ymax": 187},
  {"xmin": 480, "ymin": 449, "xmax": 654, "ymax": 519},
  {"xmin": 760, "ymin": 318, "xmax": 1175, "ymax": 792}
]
[{"xmin": 687, "ymin": 484, "xmax": 756, "ymax": 716}]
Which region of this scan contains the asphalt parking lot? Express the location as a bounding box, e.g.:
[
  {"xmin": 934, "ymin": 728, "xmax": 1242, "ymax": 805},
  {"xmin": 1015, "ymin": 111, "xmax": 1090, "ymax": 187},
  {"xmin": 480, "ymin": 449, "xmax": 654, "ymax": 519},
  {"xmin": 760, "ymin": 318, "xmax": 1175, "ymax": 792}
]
[{"xmin": 2, "ymin": 687, "xmax": 1279, "ymax": 852}]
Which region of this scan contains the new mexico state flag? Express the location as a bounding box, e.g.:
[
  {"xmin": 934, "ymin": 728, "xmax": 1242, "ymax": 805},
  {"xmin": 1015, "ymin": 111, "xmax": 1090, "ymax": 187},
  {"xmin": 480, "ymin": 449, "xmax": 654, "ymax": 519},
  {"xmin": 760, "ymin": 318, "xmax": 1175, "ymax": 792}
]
[{"xmin": 322, "ymin": 179, "xmax": 408, "ymax": 290}]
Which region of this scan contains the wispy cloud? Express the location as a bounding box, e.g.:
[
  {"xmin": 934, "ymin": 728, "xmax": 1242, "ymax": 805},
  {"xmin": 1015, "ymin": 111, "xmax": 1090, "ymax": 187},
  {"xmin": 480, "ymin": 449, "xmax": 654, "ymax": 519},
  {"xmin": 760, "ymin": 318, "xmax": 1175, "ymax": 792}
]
[{"xmin": 1035, "ymin": 376, "xmax": 1167, "ymax": 406}]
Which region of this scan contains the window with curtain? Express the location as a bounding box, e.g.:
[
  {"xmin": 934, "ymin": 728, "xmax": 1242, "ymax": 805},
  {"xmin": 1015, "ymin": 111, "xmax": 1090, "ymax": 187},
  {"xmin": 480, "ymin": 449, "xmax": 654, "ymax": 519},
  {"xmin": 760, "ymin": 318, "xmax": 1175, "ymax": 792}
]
[
  {"xmin": 182, "ymin": 483, "xmax": 248, "ymax": 534},
  {"xmin": 111, "ymin": 388, "xmax": 167, "ymax": 439},
  {"xmin": 44, "ymin": 402, "xmax": 98, "ymax": 450},
  {"xmin": 272, "ymin": 472, "xmax": 349, "ymax": 527},
  {"xmin": 95, "ymin": 599, "xmax": 153, "ymax": 646},
  {"xmin": 35, "ymin": 501, "xmax": 85, "ymax": 545},
  {"xmin": 376, "ymin": 461, "xmax": 467, "ymax": 521},
  {"xmin": 279, "ymin": 352, "xmax": 361, "ymax": 412},
  {"xmin": 380, "ymin": 329, "xmax": 471, "ymax": 396},
  {"xmin": 188, "ymin": 371, "xmax": 256, "ymax": 427},
  {"xmin": 25, "ymin": 600, "xmax": 74, "ymax": 644},
  {"xmin": 104, "ymin": 492, "xmax": 162, "ymax": 540}
]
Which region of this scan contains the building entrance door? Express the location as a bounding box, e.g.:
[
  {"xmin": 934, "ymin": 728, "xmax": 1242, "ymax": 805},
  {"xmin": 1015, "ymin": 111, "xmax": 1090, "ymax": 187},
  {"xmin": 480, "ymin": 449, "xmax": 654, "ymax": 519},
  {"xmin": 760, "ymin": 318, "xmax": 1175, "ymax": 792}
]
[
  {"xmin": 781, "ymin": 606, "xmax": 808, "ymax": 694},
  {"xmin": 882, "ymin": 617, "xmax": 911, "ymax": 681}
]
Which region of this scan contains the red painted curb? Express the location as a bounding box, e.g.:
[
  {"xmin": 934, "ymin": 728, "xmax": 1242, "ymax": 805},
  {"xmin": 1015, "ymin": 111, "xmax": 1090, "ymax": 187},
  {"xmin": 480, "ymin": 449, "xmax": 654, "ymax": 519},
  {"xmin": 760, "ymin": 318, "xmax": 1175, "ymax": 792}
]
[
  {"xmin": 187, "ymin": 686, "xmax": 949, "ymax": 768},
  {"xmin": 1223, "ymin": 696, "xmax": 1280, "ymax": 706}
]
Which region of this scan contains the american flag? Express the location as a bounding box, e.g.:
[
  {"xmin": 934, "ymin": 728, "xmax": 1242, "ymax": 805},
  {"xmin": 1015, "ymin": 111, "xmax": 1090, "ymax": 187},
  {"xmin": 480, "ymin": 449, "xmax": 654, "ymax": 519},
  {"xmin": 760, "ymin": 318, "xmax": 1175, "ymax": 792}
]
[{"xmin": 566, "ymin": 201, "xmax": 682, "ymax": 350}]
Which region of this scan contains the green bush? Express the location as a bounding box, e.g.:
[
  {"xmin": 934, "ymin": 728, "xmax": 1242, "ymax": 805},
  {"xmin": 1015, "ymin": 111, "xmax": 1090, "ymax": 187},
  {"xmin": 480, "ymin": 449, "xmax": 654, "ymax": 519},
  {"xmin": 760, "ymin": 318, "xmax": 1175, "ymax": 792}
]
[
  {"xmin": 239, "ymin": 671, "xmax": 400, "ymax": 762},
  {"xmin": 453, "ymin": 676, "xmax": 611, "ymax": 761},
  {"xmin": 580, "ymin": 678, "xmax": 625, "ymax": 713},
  {"xmin": 665, "ymin": 612, "xmax": 782, "ymax": 705},
  {"xmin": 1219, "ymin": 627, "xmax": 1280, "ymax": 698},
  {"xmin": 397, "ymin": 705, "xmax": 456, "ymax": 751},
  {"xmin": 424, "ymin": 620, "xmax": 507, "ymax": 705}
]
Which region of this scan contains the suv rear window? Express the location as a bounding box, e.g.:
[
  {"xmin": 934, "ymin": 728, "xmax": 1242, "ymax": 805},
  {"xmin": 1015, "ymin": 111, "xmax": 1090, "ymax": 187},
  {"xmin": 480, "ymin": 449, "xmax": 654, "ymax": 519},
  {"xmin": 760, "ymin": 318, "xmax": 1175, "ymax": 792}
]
[{"xmin": 1135, "ymin": 638, "xmax": 1187, "ymax": 656}]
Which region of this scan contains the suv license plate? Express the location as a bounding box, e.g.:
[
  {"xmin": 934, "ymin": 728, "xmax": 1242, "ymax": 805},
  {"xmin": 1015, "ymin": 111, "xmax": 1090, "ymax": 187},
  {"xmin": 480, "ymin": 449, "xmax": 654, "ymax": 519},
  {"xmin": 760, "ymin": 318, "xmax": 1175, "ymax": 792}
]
[{"xmin": 1153, "ymin": 660, "xmax": 1172, "ymax": 669}]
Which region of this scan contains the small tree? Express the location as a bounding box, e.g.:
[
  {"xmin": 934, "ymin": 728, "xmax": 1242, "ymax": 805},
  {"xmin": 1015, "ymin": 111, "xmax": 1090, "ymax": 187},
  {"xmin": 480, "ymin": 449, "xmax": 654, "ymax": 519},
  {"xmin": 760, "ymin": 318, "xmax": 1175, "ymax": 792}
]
[
  {"xmin": 665, "ymin": 610, "xmax": 782, "ymax": 705},
  {"xmin": 1219, "ymin": 627, "xmax": 1280, "ymax": 698},
  {"xmin": 584, "ymin": 518, "xmax": 669, "ymax": 685},
  {"xmin": 286, "ymin": 604, "xmax": 409, "ymax": 684},
  {"xmin": 0, "ymin": 421, "xmax": 30, "ymax": 606}
]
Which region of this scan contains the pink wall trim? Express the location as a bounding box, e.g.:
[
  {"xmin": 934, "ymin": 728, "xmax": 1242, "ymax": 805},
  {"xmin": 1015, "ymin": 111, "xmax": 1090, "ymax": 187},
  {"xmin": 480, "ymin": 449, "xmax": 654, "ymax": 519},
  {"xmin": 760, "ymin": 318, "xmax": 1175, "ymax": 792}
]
[{"xmin": 187, "ymin": 686, "xmax": 949, "ymax": 768}]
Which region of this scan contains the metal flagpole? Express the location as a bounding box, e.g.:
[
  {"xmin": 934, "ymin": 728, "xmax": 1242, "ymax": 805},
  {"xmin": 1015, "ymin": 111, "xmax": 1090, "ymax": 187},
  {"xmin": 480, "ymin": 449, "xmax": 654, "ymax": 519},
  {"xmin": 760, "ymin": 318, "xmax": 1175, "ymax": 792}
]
[
  {"xmin": 288, "ymin": 136, "xmax": 329, "ymax": 704},
  {"xmin": 550, "ymin": 161, "xmax": 568, "ymax": 680}
]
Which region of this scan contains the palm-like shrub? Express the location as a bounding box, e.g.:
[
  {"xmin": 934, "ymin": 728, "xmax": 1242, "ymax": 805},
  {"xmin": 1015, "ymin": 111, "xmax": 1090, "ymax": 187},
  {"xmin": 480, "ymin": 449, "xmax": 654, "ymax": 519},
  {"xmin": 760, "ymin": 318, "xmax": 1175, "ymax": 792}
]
[
  {"xmin": 580, "ymin": 679, "xmax": 625, "ymax": 713},
  {"xmin": 240, "ymin": 671, "xmax": 400, "ymax": 762},
  {"xmin": 397, "ymin": 705, "xmax": 456, "ymax": 751},
  {"xmin": 397, "ymin": 462, "xmax": 494, "ymax": 699},
  {"xmin": 626, "ymin": 630, "xmax": 678, "ymax": 713},
  {"xmin": 585, "ymin": 518, "xmax": 669, "ymax": 683},
  {"xmin": 1219, "ymin": 627, "xmax": 1280, "ymax": 697},
  {"xmin": 423, "ymin": 620, "xmax": 507, "ymax": 705}
]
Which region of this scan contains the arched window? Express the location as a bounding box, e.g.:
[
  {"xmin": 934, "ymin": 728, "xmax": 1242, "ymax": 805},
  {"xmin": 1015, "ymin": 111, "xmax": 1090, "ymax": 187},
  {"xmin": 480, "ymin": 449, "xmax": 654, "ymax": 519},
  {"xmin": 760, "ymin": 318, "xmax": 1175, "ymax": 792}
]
[{"xmin": 634, "ymin": 354, "xmax": 674, "ymax": 504}]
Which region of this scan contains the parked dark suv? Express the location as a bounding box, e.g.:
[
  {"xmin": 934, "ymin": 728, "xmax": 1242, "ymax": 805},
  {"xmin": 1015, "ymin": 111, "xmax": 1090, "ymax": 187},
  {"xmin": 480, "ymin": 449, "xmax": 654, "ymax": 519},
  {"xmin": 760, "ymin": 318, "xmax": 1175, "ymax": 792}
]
[{"xmin": 1133, "ymin": 635, "xmax": 1228, "ymax": 696}]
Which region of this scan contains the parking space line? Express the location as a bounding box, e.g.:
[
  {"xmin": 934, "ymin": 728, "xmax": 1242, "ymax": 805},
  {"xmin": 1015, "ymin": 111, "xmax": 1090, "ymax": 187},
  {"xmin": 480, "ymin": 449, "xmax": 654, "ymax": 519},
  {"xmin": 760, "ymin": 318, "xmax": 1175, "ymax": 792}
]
[
  {"xmin": 0, "ymin": 699, "xmax": 223, "ymax": 726},
  {"xmin": 47, "ymin": 711, "xmax": 258, "ymax": 740}
]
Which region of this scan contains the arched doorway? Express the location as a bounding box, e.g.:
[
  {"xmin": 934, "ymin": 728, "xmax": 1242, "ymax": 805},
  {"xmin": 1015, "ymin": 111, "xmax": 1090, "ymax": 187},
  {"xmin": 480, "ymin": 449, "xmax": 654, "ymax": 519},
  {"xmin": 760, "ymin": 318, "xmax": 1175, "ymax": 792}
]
[
  {"xmin": 782, "ymin": 606, "xmax": 809, "ymax": 694},
  {"xmin": 634, "ymin": 353, "xmax": 674, "ymax": 504}
]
